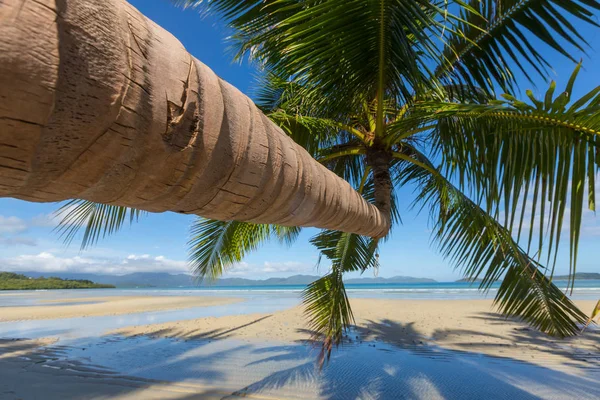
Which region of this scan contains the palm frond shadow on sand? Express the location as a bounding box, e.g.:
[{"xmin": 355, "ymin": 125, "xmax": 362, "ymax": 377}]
[
  {"xmin": 229, "ymin": 319, "xmax": 600, "ymax": 400},
  {"xmin": 5, "ymin": 318, "xmax": 599, "ymax": 400}
]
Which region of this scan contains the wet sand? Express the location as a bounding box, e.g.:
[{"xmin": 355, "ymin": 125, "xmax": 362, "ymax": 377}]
[
  {"xmin": 0, "ymin": 339, "xmax": 244, "ymax": 400},
  {"xmin": 114, "ymin": 299, "xmax": 600, "ymax": 369},
  {"xmin": 0, "ymin": 295, "xmax": 241, "ymax": 322}
]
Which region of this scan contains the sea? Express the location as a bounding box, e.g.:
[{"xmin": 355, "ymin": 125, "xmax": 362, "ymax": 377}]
[
  {"xmin": 145, "ymin": 279, "xmax": 600, "ymax": 300},
  {"xmin": 2, "ymin": 279, "xmax": 600, "ymax": 304}
]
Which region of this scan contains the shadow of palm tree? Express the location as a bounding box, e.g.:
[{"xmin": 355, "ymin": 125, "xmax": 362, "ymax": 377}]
[
  {"xmin": 429, "ymin": 311, "xmax": 600, "ymax": 368},
  {"xmin": 5, "ymin": 318, "xmax": 600, "ymax": 400},
  {"xmin": 230, "ymin": 340, "xmax": 598, "ymax": 399},
  {"xmin": 122, "ymin": 315, "xmax": 273, "ymax": 341},
  {"xmin": 225, "ymin": 319, "xmax": 600, "ymax": 399}
]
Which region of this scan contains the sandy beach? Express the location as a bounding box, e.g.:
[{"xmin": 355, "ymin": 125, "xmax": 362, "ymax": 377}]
[
  {"xmin": 113, "ymin": 298, "xmax": 600, "ymax": 369},
  {"xmin": 0, "ymin": 295, "xmax": 240, "ymax": 322},
  {"xmin": 1, "ymin": 292, "xmax": 599, "ymax": 399}
]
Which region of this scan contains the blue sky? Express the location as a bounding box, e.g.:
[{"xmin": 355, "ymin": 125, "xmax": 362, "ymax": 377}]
[{"xmin": 1, "ymin": 0, "xmax": 599, "ymax": 281}]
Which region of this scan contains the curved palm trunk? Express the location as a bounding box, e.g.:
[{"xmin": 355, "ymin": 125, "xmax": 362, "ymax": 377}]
[
  {"xmin": 366, "ymin": 145, "xmax": 393, "ymax": 227},
  {"xmin": 0, "ymin": 0, "xmax": 389, "ymax": 238}
]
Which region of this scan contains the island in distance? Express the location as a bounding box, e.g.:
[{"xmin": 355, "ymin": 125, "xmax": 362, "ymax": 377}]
[
  {"xmin": 13, "ymin": 272, "xmax": 436, "ymax": 288},
  {"xmin": 0, "ymin": 272, "xmax": 115, "ymax": 290}
]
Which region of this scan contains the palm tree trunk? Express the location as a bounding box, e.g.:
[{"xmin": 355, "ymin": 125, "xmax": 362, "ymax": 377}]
[
  {"xmin": 367, "ymin": 145, "xmax": 393, "ymax": 231},
  {"xmin": 0, "ymin": 0, "xmax": 389, "ymax": 238}
]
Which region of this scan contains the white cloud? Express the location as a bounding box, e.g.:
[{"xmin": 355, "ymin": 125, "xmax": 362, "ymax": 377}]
[
  {"xmin": 0, "ymin": 210, "xmax": 74, "ymax": 235},
  {"xmin": 0, "ymin": 216, "xmax": 27, "ymax": 234},
  {"xmin": 224, "ymin": 261, "xmax": 314, "ymax": 276},
  {"xmin": 3, "ymin": 252, "xmax": 99, "ymax": 273},
  {"xmin": 0, "ymin": 252, "xmax": 189, "ymax": 275},
  {"xmin": 0, "ymin": 245, "xmax": 312, "ymax": 276},
  {"xmin": 262, "ymin": 261, "xmax": 312, "ymax": 274},
  {"xmin": 224, "ymin": 262, "xmax": 252, "ymax": 276},
  {"xmin": 0, "ymin": 214, "xmax": 48, "ymax": 248},
  {"xmin": 120, "ymin": 254, "xmax": 188, "ymax": 274}
]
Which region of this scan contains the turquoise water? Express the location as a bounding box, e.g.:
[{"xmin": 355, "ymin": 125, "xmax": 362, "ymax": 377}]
[
  {"xmin": 113, "ymin": 279, "xmax": 600, "ymax": 301},
  {"xmin": 2, "ymin": 280, "xmax": 599, "ymax": 305},
  {"xmin": 159, "ymin": 279, "xmax": 600, "ymax": 300}
]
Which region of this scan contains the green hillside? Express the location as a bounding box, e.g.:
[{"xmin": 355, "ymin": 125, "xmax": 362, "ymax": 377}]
[{"xmin": 0, "ymin": 272, "xmax": 115, "ymax": 290}]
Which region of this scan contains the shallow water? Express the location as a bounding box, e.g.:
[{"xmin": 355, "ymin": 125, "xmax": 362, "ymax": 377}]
[
  {"xmin": 42, "ymin": 334, "xmax": 600, "ymax": 399},
  {"xmin": 0, "ymin": 294, "xmax": 299, "ymax": 341}
]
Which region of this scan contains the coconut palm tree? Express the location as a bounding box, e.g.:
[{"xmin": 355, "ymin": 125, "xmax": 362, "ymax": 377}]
[{"xmin": 57, "ymin": 0, "xmax": 600, "ymax": 361}]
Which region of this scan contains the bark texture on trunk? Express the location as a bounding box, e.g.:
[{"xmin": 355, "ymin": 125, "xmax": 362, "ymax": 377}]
[
  {"xmin": 0, "ymin": 0, "xmax": 390, "ymax": 238},
  {"xmin": 366, "ymin": 145, "xmax": 393, "ymax": 230}
]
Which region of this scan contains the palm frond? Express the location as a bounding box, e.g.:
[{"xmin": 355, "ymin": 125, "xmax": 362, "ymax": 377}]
[
  {"xmin": 301, "ymin": 160, "xmax": 382, "ymax": 363},
  {"xmin": 188, "ymin": 218, "xmax": 301, "ymax": 281},
  {"xmin": 438, "ymin": 0, "xmax": 600, "ymax": 93},
  {"xmin": 310, "ymin": 229, "xmax": 380, "ymax": 273},
  {"xmin": 273, "ymin": 225, "xmax": 302, "ymax": 246},
  {"xmin": 304, "ymin": 228, "xmax": 379, "ymax": 364},
  {"xmin": 397, "ymin": 152, "xmax": 587, "ymax": 337},
  {"xmin": 425, "ymin": 66, "xmax": 600, "ymax": 288},
  {"xmin": 54, "ymin": 200, "xmax": 145, "ymax": 250},
  {"xmin": 302, "ymin": 270, "xmax": 353, "ymax": 365},
  {"xmin": 185, "ymin": 0, "xmax": 449, "ymax": 113},
  {"xmin": 268, "ymin": 110, "xmax": 353, "ymax": 158},
  {"xmin": 254, "ymin": 71, "xmax": 328, "ymax": 116},
  {"xmin": 255, "ymin": 72, "xmax": 362, "ymax": 159}
]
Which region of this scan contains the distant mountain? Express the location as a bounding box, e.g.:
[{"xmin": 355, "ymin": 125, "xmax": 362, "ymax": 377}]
[
  {"xmin": 16, "ymin": 272, "xmax": 436, "ymax": 287},
  {"xmin": 553, "ymin": 273, "xmax": 600, "ymax": 280}
]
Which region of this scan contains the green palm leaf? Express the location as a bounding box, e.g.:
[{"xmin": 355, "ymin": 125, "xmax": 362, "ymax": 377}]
[
  {"xmin": 188, "ymin": 218, "xmax": 301, "ymax": 281},
  {"xmin": 184, "ymin": 0, "xmax": 450, "ymax": 113},
  {"xmin": 54, "ymin": 200, "xmax": 146, "ymax": 250},
  {"xmin": 397, "ymin": 155, "xmax": 587, "ymax": 337},
  {"xmin": 310, "ymin": 229, "xmax": 380, "ymax": 274},
  {"xmin": 303, "ymin": 229, "xmax": 379, "ymax": 364},
  {"xmin": 302, "ymin": 270, "xmax": 353, "ymax": 365},
  {"xmin": 437, "ymin": 0, "xmax": 600, "ymax": 93},
  {"xmin": 422, "ymin": 66, "xmax": 599, "ymax": 288}
]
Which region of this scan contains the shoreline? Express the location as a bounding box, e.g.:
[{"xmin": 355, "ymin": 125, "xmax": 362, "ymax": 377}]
[
  {"xmin": 0, "ymin": 295, "xmax": 241, "ymax": 322},
  {"xmin": 112, "ymin": 298, "xmax": 600, "ymax": 369}
]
